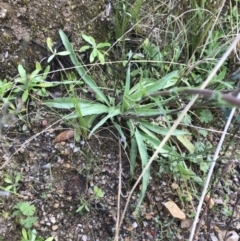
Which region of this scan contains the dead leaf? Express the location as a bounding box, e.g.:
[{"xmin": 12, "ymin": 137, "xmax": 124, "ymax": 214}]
[
  {"xmin": 53, "ymin": 129, "xmax": 75, "ymax": 143},
  {"xmin": 163, "ymin": 200, "xmax": 186, "ymax": 220}
]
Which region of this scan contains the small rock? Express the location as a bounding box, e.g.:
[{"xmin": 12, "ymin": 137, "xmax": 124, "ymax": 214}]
[
  {"xmin": 52, "ymin": 225, "xmax": 58, "ymax": 231},
  {"xmin": 145, "ymin": 213, "xmax": 153, "ymax": 220},
  {"xmin": 42, "ymin": 163, "xmax": 51, "ymax": 169},
  {"xmin": 210, "ymin": 233, "xmax": 218, "ymax": 241},
  {"xmin": 22, "ymin": 124, "xmax": 28, "ymax": 132},
  {"xmin": 65, "ymin": 163, "xmax": 71, "ymax": 169},
  {"xmin": 53, "ymin": 203, "xmax": 60, "ymax": 208},
  {"xmin": 49, "ymin": 215, "xmax": 56, "ymax": 224},
  {"xmin": 42, "ymin": 119, "xmax": 47, "ymax": 126},
  {"xmin": 0, "ymin": 191, "xmax": 10, "ymax": 197},
  {"xmin": 73, "ymin": 147, "xmax": 79, "ymax": 153},
  {"xmin": 226, "ymin": 231, "xmax": 239, "ymax": 241},
  {"xmin": 171, "ymin": 183, "xmax": 179, "ymax": 190},
  {"xmin": 163, "ymin": 200, "xmax": 186, "ymax": 220},
  {"xmin": 181, "ymin": 218, "xmax": 193, "ymax": 229},
  {"xmin": 82, "ymin": 235, "xmax": 87, "ymax": 241},
  {"xmin": 132, "ymin": 222, "xmax": 138, "ymax": 228}
]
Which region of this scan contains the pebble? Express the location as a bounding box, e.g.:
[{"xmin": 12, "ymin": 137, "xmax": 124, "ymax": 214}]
[
  {"xmin": 82, "ymin": 235, "xmax": 87, "ymax": 241},
  {"xmin": 226, "ymin": 231, "xmax": 239, "ymax": 241},
  {"xmin": 132, "ymin": 222, "xmax": 138, "ymax": 228},
  {"xmin": 49, "ymin": 215, "xmax": 56, "ymax": 224},
  {"xmin": 52, "ymin": 225, "xmax": 58, "ymax": 231}
]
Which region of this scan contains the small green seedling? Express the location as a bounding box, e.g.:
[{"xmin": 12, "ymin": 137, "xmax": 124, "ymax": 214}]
[
  {"xmin": 21, "ymin": 228, "xmax": 54, "ymax": 241},
  {"xmin": 76, "ymin": 199, "xmax": 90, "ymax": 214},
  {"xmin": 4, "ymin": 173, "xmax": 21, "ymax": 194},
  {"xmin": 46, "ymin": 37, "xmax": 70, "ymax": 63},
  {"xmin": 13, "ymin": 202, "xmax": 38, "ymax": 229},
  {"xmin": 79, "ymin": 34, "xmax": 111, "ymax": 64},
  {"xmin": 93, "ymin": 186, "xmax": 104, "ymax": 198}
]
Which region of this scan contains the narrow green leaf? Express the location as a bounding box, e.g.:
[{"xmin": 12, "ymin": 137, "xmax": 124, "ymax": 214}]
[
  {"xmin": 31, "ymin": 229, "xmax": 37, "ymax": 241},
  {"xmin": 35, "ymin": 82, "xmax": 56, "ymax": 88},
  {"xmin": 89, "ymin": 108, "xmax": 120, "ymax": 137},
  {"xmin": 140, "ymin": 132, "xmax": 180, "ymax": 158},
  {"xmin": 176, "ymin": 135, "xmax": 195, "ymax": 153},
  {"xmin": 97, "ymin": 51, "xmax": 105, "ymax": 64},
  {"xmin": 76, "ymin": 205, "xmax": 84, "ymax": 213},
  {"xmin": 82, "ymin": 34, "xmax": 96, "ymax": 47},
  {"xmin": 18, "ymin": 65, "xmax": 27, "ymax": 80},
  {"xmin": 22, "ymin": 90, "xmax": 29, "ymax": 102},
  {"xmin": 134, "ymin": 129, "xmax": 150, "ymax": 213},
  {"xmin": 79, "ymin": 45, "xmax": 91, "ymax": 52},
  {"xmin": 90, "ymin": 51, "xmax": 95, "ymax": 63},
  {"xmin": 15, "ymin": 174, "xmax": 21, "ymax": 183},
  {"xmin": 112, "ymin": 121, "xmax": 126, "ymax": 148},
  {"xmin": 140, "ymin": 120, "xmax": 189, "ymax": 136},
  {"xmin": 21, "ymin": 228, "xmax": 28, "ymax": 239},
  {"xmin": 47, "ymin": 54, "xmax": 55, "ymax": 63},
  {"xmin": 45, "ymin": 237, "xmax": 54, "ymax": 241},
  {"xmin": 4, "ymin": 177, "xmax": 12, "ymax": 184},
  {"xmin": 46, "ymin": 37, "xmax": 54, "ymax": 52},
  {"xmin": 59, "ymin": 30, "xmax": 109, "ymax": 105},
  {"xmin": 127, "ymin": 121, "xmax": 137, "ymax": 176},
  {"xmin": 42, "ymin": 65, "xmax": 50, "ymax": 80},
  {"xmin": 30, "ymin": 69, "xmax": 40, "ymax": 80},
  {"xmin": 56, "ymin": 51, "xmax": 70, "ymax": 56},
  {"xmin": 4, "ymin": 185, "xmax": 12, "ymax": 191},
  {"xmin": 43, "ymin": 98, "xmax": 109, "ymax": 116},
  {"xmin": 122, "ymin": 63, "xmax": 131, "ymax": 112},
  {"xmin": 96, "ymin": 42, "xmax": 111, "ymax": 48},
  {"xmin": 35, "ymin": 62, "xmax": 42, "ymax": 71}
]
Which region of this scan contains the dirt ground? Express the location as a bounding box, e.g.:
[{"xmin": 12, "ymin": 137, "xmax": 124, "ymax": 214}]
[
  {"xmin": 0, "ymin": 0, "xmax": 109, "ymax": 79},
  {"xmin": 1, "ymin": 0, "xmax": 240, "ymax": 241}
]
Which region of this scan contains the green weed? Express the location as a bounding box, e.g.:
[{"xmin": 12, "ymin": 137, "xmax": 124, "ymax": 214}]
[
  {"xmin": 21, "ymin": 228, "xmax": 53, "ymax": 241},
  {"xmin": 46, "ymin": 37, "xmax": 70, "ymax": 63},
  {"xmin": 3, "ymin": 172, "xmax": 21, "ymax": 194},
  {"xmin": 79, "ymin": 34, "xmax": 111, "ymax": 64},
  {"xmin": 13, "ymin": 201, "xmax": 38, "ymax": 229}
]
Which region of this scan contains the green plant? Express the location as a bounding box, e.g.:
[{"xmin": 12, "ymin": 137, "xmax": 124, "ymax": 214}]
[
  {"xmin": 79, "ymin": 34, "xmax": 111, "ymax": 64},
  {"xmin": 21, "ymin": 228, "xmax": 53, "ymax": 241},
  {"xmin": 93, "ymin": 186, "xmax": 104, "ymax": 198},
  {"xmin": 3, "ymin": 172, "xmax": 21, "ymax": 194},
  {"xmin": 13, "ymin": 202, "xmax": 38, "ymax": 229},
  {"xmin": 114, "ymin": 2, "xmax": 132, "ymax": 39},
  {"xmin": 0, "ymin": 78, "xmax": 13, "ymax": 99},
  {"xmin": 46, "ymin": 37, "xmax": 70, "ymax": 63},
  {"xmin": 76, "ymin": 199, "xmax": 90, "ymax": 214},
  {"xmin": 13, "ymin": 62, "xmax": 54, "ymax": 102},
  {"xmin": 43, "ymin": 30, "xmax": 193, "ymax": 212}
]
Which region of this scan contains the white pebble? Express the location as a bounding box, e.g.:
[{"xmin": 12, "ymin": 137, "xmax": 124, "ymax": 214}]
[
  {"xmin": 132, "ymin": 222, "xmax": 138, "ymax": 228},
  {"xmin": 82, "ymin": 235, "xmax": 87, "ymax": 241}
]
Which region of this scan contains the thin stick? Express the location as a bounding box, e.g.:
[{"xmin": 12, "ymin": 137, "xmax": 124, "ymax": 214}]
[{"xmin": 113, "ymin": 138, "xmax": 122, "ymax": 241}]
